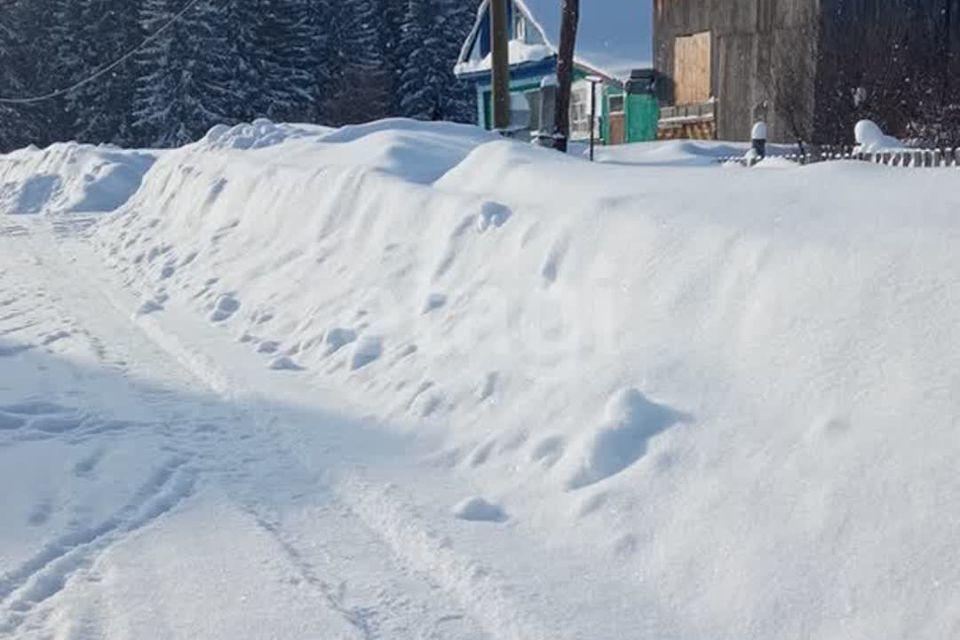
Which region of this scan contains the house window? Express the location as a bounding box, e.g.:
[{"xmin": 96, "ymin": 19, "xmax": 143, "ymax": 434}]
[
  {"xmin": 608, "ymin": 94, "xmax": 625, "ymax": 114},
  {"xmin": 569, "ymin": 85, "xmax": 594, "ymax": 140},
  {"xmin": 510, "ymin": 92, "xmax": 532, "ymax": 129}
]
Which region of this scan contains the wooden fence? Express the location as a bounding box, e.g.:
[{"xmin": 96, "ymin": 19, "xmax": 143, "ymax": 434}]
[{"xmin": 717, "ymin": 146, "xmax": 960, "ymax": 168}]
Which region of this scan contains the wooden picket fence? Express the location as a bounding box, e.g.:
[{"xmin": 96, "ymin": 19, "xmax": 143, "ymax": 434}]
[{"xmin": 717, "ymin": 145, "xmax": 960, "ymax": 168}]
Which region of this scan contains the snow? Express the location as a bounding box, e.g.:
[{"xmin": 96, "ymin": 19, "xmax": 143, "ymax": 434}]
[
  {"xmin": 454, "ymin": 40, "xmax": 555, "ymax": 75},
  {"xmin": 0, "ymin": 143, "xmax": 155, "ymax": 215},
  {"xmin": 2, "ymin": 120, "xmax": 960, "ymax": 639},
  {"xmin": 562, "ymin": 388, "xmax": 692, "ymax": 490},
  {"xmin": 854, "ymin": 118, "xmax": 904, "ymax": 153},
  {"xmin": 453, "ymin": 497, "xmax": 508, "ymax": 523},
  {"xmin": 200, "ymin": 119, "xmax": 334, "ymax": 151}
]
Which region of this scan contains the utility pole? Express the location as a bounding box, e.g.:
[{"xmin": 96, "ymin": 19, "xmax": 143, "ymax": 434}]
[
  {"xmin": 552, "ymin": 0, "xmax": 580, "ymax": 152},
  {"xmin": 490, "ymin": 0, "xmax": 511, "ymax": 131}
]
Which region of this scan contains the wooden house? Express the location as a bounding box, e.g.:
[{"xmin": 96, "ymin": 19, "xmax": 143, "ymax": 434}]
[
  {"xmin": 455, "ymin": 0, "xmax": 659, "ymax": 145},
  {"xmin": 654, "ymin": 0, "xmax": 960, "ymax": 144}
]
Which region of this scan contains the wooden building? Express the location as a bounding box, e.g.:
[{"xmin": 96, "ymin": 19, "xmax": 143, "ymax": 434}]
[{"xmin": 654, "ymin": 0, "xmax": 960, "ymax": 144}]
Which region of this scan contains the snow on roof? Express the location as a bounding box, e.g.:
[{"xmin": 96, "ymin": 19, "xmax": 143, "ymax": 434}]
[
  {"xmin": 454, "ymin": 40, "xmax": 556, "ymax": 76},
  {"xmin": 458, "ymin": 0, "xmax": 653, "ymax": 81}
]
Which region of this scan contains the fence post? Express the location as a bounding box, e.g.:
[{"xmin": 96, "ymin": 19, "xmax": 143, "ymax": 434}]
[{"xmin": 750, "ymin": 122, "xmax": 767, "ymax": 166}]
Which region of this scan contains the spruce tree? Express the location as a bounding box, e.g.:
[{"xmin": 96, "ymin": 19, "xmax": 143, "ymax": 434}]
[
  {"xmin": 319, "ymin": 0, "xmax": 389, "ymax": 125},
  {"xmin": 132, "ymin": 0, "xmax": 240, "ymax": 147},
  {"xmin": 54, "ymin": 0, "xmax": 143, "ymax": 145},
  {"xmin": 250, "ymin": 0, "xmax": 318, "ymax": 122},
  {"xmin": 398, "ymin": 0, "xmax": 442, "ymax": 119},
  {"xmin": 373, "ymin": 0, "xmax": 408, "ymax": 116},
  {"xmin": 439, "ymin": 0, "xmax": 477, "ymax": 123},
  {"xmin": 397, "ymin": 0, "xmax": 476, "ymax": 122},
  {"xmin": 0, "ymin": 0, "xmax": 62, "ymax": 149}
]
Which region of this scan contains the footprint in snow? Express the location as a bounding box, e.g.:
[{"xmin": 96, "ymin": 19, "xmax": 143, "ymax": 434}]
[
  {"xmin": 541, "ymin": 237, "xmax": 570, "ymax": 286},
  {"xmin": 257, "ymin": 340, "xmax": 281, "ymax": 354},
  {"xmin": 41, "ymin": 330, "xmax": 71, "ymax": 346},
  {"xmin": 135, "ymin": 299, "xmax": 164, "ymax": 317},
  {"xmin": 476, "ymin": 200, "xmax": 512, "ymax": 233},
  {"xmin": 421, "ymin": 293, "xmax": 447, "ymax": 315},
  {"xmin": 324, "ymin": 327, "xmax": 357, "ymax": 355},
  {"xmin": 210, "ymin": 294, "xmax": 240, "ymax": 322},
  {"xmin": 269, "ymin": 356, "xmax": 303, "ymax": 371}
]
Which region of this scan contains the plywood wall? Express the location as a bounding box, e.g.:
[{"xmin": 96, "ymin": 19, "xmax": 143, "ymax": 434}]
[{"xmin": 674, "ymin": 31, "xmax": 712, "ymax": 104}]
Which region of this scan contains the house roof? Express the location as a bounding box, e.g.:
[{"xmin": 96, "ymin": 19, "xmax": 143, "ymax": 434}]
[{"xmin": 456, "ymin": 0, "xmax": 652, "ymax": 82}]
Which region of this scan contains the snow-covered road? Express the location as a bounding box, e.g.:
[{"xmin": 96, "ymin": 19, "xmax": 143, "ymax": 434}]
[{"xmin": 0, "ymin": 217, "xmax": 499, "ymax": 639}]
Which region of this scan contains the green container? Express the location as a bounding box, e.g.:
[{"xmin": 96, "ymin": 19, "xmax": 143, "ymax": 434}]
[{"xmin": 625, "ymin": 93, "xmax": 659, "ymax": 143}]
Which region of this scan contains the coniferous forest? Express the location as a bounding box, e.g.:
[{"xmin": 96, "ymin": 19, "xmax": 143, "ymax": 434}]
[{"xmin": 0, "ymin": 0, "xmax": 478, "ymax": 151}]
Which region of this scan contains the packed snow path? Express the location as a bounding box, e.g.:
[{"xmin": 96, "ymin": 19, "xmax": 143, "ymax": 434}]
[{"xmin": 0, "ymin": 217, "xmax": 498, "ymax": 639}]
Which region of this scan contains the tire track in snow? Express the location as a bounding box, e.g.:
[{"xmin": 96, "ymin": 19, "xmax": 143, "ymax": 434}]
[
  {"xmin": 0, "ymin": 457, "xmax": 196, "ymax": 635},
  {"xmin": 242, "ymin": 506, "xmax": 380, "ymax": 640}
]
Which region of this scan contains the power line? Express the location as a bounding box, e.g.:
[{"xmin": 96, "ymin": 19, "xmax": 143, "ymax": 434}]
[{"xmin": 0, "ymin": 0, "xmax": 207, "ymax": 105}]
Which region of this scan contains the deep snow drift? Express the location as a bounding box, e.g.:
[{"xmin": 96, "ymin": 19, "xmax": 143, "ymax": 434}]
[{"xmin": 3, "ymin": 118, "xmax": 960, "ymax": 639}]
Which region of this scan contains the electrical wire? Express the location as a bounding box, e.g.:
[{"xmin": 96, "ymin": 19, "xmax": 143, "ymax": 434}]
[{"xmin": 0, "ymin": 0, "xmax": 207, "ymax": 105}]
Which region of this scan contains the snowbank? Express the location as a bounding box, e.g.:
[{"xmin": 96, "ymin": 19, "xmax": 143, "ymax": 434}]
[
  {"xmin": 0, "ymin": 143, "xmax": 155, "ymax": 215},
  {"xmin": 593, "ymin": 139, "xmax": 798, "ymax": 167},
  {"xmin": 854, "ymin": 119, "xmax": 904, "ymax": 153},
  {"xmin": 199, "ymin": 119, "xmax": 334, "ymax": 151},
  {"xmin": 7, "ymin": 120, "xmax": 960, "ymax": 638}
]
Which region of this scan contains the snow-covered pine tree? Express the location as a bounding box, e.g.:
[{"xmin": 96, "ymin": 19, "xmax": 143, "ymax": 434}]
[
  {"xmin": 132, "ymin": 0, "xmax": 240, "ymax": 147},
  {"xmin": 53, "ymin": 0, "xmax": 143, "ymax": 146},
  {"xmin": 0, "ymin": 0, "xmax": 61, "ymax": 150},
  {"xmin": 319, "ymin": 0, "xmax": 390, "ymax": 125},
  {"xmin": 218, "ymin": 0, "xmax": 260, "ymax": 123},
  {"xmin": 0, "ymin": 9, "xmax": 30, "ymax": 151},
  {"xmin": 0, "ymin": 0, "xmax": 481, "ymax": 148},
  {"xmin": 397, "ymin": 0, "xmax": 475, "ymax": 122},
  {"xmin": 438, "ymin": 0, "xmax": 477, "ymax": 123},
  {"xmin": 249, "ymin": 0, "xmax": 318, "ymax": 123},
  {"xmin": 372, "ymin": 0, "xmax": 408, "ymax": 117},
  {"xmin": 397, "ymin": 0, "xmax": 443, "ymax": 120}
]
